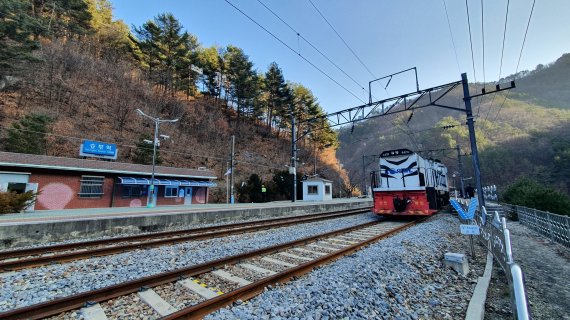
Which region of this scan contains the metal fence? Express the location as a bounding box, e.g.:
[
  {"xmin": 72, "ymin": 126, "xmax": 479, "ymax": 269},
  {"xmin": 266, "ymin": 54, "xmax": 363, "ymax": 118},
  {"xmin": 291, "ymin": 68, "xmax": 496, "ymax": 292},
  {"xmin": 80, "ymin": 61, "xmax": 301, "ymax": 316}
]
[
  {"xmin": 504, "ymin": 205, "xmax": 570, "ymax": 247},
  {"xmin": 453, "ymin": 199, "xmax": 530, "ymax": 320}
]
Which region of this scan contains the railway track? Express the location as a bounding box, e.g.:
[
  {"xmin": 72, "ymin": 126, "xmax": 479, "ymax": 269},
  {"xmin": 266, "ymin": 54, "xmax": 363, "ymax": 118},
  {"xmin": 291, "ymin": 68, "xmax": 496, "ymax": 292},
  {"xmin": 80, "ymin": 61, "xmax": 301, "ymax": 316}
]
[
  {"xmin": 0, "ymin": 217, "xmax": 425, "ymax": 320},
  {"xmin": 0, "ymin": 208, "xmax": 369, "ymax": 270}
]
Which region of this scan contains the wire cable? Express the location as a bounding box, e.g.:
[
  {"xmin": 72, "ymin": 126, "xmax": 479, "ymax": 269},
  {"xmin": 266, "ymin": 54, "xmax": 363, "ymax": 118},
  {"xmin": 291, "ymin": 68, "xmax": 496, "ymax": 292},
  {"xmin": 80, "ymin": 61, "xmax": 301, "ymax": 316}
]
[
  {"xmin": 464, "ymin": 0, "xmax": 482, "ymax": 116},
  {"xmin": 441, "ymin": 0, "xmax": 461, "ymax": 74},
  {"xmin": 498, "ymin": 0, "xmax": 510, "ymax": 82},
  {"xmin": 482, "ymin": 0, "xmax": 511, "ymax": 123},
  {"xmin": 256, "ymin": 0, "xmax": 370, "ymax": 98},
  {"xmin": 492, "ymin": 0, "xmax": 536, "ymax": 123},
  {"xmin": 307, "ymin": 0, "xmax": 376, "ymax": 79},
  {"xmin": 225, "ymin": 0, "xmax": 365, "ymax": 104},
  {"xmin": 481, "ymin": 0, "xmax": 486, "ymax": 88}
]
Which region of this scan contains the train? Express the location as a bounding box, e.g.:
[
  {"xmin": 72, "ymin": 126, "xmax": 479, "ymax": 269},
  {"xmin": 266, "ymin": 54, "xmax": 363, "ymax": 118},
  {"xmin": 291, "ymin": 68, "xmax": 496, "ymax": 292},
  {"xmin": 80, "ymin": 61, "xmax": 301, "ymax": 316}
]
[{"xmin": 370, "ymin": 148, "xmax": 449, "ymax": 216}]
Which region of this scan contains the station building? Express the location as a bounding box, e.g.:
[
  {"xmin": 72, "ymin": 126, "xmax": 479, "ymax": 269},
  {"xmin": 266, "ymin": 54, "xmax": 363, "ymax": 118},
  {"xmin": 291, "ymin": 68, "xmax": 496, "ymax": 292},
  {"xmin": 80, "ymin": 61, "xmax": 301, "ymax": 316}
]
[{"xmin": 0, "ymin": 151, "xmax": 217, "ymax": 211}]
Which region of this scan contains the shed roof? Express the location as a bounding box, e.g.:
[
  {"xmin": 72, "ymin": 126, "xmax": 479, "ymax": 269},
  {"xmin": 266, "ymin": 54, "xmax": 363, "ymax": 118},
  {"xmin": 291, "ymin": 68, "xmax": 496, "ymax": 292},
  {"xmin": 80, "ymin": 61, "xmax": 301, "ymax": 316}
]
[
  {"xmin": 303, "ymin": 177, "xmax": 333, "ymax": 183},
  {"xmin": 0, "ymin": 151, "xmax": 216, "ymax": 179}
]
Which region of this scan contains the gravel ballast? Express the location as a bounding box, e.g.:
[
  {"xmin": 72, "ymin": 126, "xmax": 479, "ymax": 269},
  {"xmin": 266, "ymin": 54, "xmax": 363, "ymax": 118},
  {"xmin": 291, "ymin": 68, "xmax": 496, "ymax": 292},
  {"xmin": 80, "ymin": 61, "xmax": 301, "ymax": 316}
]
[
  {"xmin": 0, "ymin": 214, "xmax": 377, "ymax": 312},
  {"xmin": 209, "ymin": 214, "xmax": 485, "ymax": 320}
]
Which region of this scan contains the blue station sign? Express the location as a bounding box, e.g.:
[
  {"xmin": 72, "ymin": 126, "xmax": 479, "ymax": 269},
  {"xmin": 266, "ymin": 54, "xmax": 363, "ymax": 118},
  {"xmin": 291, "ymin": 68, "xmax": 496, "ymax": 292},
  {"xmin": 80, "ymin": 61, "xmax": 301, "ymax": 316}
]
[{"xmin": 80, "ymin": 140, "xmax": 118, "ymax": 159}]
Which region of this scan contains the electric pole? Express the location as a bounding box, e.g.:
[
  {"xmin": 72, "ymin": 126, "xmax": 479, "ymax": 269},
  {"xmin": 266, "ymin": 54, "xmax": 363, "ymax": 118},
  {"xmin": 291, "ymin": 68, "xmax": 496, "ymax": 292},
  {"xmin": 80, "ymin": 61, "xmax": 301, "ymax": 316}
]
[
  {"xmin": 362, "ymin": 154, "xmax": 366, "ymax": 196},
  {"xmin": 230, "ymin": 135, "xmax": 235, "ymax": 204},
  {"xmin": 461, "ymin": 73, "xmax": 485, "ymax": 208},
  {"xmin": 291, "ymin": 111, "xmax": 297, "ymax": 202},
  {"xmin": 456, "ymin": 144, "xmax": 466, "ymax": 198}
]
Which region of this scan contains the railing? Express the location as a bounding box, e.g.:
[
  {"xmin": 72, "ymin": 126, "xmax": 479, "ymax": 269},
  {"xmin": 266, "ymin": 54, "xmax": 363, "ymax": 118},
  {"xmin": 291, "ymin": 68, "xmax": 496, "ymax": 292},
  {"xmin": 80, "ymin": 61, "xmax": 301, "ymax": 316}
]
[
  {"xmin": 504, "ymin": 204, "xmax": 570, "ymax": 247},
  {"xmin": 455, "ymin": 199, "xmax": 530, "ymax": 320}
]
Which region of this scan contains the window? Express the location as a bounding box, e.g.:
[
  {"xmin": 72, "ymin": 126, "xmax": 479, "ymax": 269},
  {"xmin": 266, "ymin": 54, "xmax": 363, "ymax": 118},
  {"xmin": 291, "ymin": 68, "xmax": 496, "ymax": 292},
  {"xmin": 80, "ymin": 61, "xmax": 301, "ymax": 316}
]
[
  {"xmin": 308, "ymin": 185, "xmax": 318, "ymax": 195},
  {"xmin": 121, "ymin": 185, "xmax": 145, "ymax": 198},
  {"xmin": 7, "ymin": 183, "xmax": 27, "ymax": 194},
  {"xmin": 79, "ymin": 176, "xmax": 104, "ymax": 198},
  {"xmin": 165, "ymin": 186, "xmax": 178, "ymax": 198},
  {"xmin": 325, "ymin": 185, "xmax": 331, "ymax": 195}
]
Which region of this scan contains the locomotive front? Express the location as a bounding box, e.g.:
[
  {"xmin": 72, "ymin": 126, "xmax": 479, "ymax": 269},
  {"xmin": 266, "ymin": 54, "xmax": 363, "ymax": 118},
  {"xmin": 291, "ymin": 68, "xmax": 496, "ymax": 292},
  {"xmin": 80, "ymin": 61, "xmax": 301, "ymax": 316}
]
[{"xmin": 371, "ymin": 148, "xmax": 449, "ymax": 216}]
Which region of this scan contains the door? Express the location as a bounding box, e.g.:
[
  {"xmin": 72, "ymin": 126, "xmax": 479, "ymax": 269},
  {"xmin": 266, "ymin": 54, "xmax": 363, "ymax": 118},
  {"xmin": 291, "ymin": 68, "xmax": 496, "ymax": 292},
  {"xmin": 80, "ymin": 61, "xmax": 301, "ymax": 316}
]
[{"xmin": 184, "ymin": 187, "xmax": 193, "ymax": 205}]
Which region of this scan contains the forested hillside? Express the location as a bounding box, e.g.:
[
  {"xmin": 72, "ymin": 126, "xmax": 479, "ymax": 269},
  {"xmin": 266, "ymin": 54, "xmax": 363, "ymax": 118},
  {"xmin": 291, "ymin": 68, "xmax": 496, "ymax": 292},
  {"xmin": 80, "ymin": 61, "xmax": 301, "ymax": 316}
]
[
  {"xmin": 337, "ymin": 57, "xmax": 570, "ymax": 197},
  {"xmin": 0, "ymin": 0, "xmax": 348, "ymax": 202}
]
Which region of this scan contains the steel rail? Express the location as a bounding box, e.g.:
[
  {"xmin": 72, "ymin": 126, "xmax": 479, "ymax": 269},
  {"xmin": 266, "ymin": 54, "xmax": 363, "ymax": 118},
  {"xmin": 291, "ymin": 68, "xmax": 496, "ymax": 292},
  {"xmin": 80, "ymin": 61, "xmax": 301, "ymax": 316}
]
[
  {"xmin": 0, "ymin": 208, "xmax": 369, "ymax": 260},
  {"xmin": 0, "ymin": 209, "xmax": 369, "ymax": 270},
  {"xmin": 0, "ymin": 220, "xmax": 383, "ymax": 320},
  {"xmin": 163, "ymin": 218, "xmax": 425, "ymax": 319}
]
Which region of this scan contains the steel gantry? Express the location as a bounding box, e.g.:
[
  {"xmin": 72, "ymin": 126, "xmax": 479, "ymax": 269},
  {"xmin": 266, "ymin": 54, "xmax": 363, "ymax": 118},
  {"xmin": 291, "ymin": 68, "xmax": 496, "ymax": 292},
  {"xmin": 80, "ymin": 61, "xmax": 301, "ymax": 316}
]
[{"xmin": 291, "ymin": 73, "xmax": 515, "ymax": 208}]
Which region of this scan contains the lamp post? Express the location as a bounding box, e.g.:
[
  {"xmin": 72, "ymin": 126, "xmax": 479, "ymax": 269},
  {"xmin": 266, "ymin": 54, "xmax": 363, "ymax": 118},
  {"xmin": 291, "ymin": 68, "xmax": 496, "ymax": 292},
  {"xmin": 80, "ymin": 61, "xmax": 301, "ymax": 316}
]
[{"xmin": 136, "ymin": 109, "xmax": 179, "ymax": 208}]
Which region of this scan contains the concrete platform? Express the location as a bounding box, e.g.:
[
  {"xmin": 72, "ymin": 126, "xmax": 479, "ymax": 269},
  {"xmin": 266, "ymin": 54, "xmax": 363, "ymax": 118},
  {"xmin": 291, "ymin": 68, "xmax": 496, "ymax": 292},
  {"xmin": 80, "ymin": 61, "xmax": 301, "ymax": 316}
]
[{"xmin": 0, "ymin": 199, "xmax": 372, "ymax": 249}]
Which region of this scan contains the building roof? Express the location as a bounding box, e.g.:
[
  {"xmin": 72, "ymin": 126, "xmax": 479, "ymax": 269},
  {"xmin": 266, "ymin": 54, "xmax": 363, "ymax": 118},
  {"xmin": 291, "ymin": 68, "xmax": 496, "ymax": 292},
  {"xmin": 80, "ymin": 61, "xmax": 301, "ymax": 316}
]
[
  {"xmin": 303, "ymin": 177, "xmax": 333, "ymax": 183},
  {"xmin": 0, "ymin": 151, "xmax": 216, "ymax": 179}
]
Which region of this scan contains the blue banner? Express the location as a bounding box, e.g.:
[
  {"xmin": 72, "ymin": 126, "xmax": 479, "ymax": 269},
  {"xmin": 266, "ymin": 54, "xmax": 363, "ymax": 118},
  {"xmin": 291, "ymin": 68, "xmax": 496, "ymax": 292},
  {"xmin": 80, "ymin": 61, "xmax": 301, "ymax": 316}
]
[{"xmin": 81, "ymin": 140, "xmax": 117, "ymax": 158}]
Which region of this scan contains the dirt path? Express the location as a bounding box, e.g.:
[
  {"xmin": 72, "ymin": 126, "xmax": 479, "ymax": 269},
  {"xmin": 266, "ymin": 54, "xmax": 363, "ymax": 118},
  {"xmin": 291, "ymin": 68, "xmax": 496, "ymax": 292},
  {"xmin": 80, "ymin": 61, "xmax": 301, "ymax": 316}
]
[{"xmin": 485, "ymin": 221, "xmax": 570, "ymax": 319}]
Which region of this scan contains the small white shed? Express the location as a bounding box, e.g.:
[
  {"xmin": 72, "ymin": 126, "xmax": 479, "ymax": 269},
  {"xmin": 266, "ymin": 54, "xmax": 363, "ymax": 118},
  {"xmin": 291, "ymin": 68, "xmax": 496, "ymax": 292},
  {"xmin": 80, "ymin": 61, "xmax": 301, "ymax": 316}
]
[{"xmin": 302, "ymin": 177, "xmax": 333, "ymax": 201}]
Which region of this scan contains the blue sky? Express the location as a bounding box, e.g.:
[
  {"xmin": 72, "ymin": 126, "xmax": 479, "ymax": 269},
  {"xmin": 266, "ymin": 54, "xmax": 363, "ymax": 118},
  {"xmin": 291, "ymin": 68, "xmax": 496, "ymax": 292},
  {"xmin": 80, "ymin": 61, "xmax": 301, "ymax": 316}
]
[{"xmin": 110, "ymin": 0, "xmax": 570, "ymax": 114}]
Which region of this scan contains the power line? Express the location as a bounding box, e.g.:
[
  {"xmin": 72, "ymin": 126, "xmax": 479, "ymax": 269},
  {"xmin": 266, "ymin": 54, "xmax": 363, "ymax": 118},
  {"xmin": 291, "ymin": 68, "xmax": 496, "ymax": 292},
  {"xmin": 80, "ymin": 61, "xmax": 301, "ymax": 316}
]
[
  {"xmin": 514, "ymin": 0, "xmax": 536, "ymax": 78},
  {"xmin": 481, "ymin": 0, "xmax": 485, "ymax": 86},
  {"xmin": 307, "ymin": 0, "xmax": 376, "ymax": 79},
  {"xmin": 498, "ymin": 0, "xmax": 510, "ymax": 82},
  {"xmin": 464, "ymin": 0, "xmax": 482, "ymax": 116},
  {"xmin": 465, "ymin": 0, "xmax": 477, "ymax": 84},
  {"xmin": 255, "ymin": 0, "xmax": 370, "ymax": 96},
  {"xmin": 224, "ymin": 0, "xmax": 365, "ymax": 104},
  {"xmin": 492, "ymin": 0, "xmax": 536, "ymax": 123},
  {"xmin": 483, "ymin": 0, "xmax": 511, "ymax": 123},
  {"xmin": 441, "ymin": 0, "xmax": 461, "ymax": 74}
]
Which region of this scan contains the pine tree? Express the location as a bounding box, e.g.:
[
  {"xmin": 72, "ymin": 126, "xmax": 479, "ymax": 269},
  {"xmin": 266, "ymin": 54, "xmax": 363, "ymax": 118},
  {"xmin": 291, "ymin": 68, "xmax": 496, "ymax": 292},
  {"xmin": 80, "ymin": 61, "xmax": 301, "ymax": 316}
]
[
  {"xmin": 5, "ymin": 114, "xmax": 52, "ymax": 155},
  {"xmin": 132, "ymin": 134, "xmax": 162, "ymax": 165},
  {"xmin": 264, "ymin": 62, "xmax": 288, "ymax": 128},
  {"xmin": 0, "ymin": 0, "xmax": 41, "ymax": 73}
]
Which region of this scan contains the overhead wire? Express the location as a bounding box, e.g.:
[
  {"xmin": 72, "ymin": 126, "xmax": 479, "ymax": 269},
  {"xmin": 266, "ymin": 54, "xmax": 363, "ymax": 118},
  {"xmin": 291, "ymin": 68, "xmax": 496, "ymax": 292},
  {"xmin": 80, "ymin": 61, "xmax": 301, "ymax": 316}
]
[
  {"xmin": 224, "ymin": 0, "xmax": 366, "ymax": 104},
  {"xmin": 492, "ymin": 0, "xmax": 536, "ymax": 123},
  {"xmin": 255, "ymin": 0, "xmax": 371, "ymax": 99},
  {"xmin": 306, "ymin": 0, "xmax": 389, "ymax": 99},
  {"xmin": 483, "ymin": 0, "xmax": 512, "ymax": 123},
  {"xmin": 464, "ymin": 0, "xmax": 482, "ymax": 116},
  {"xmin": 441, "ymin": 0, "xmax": 462, "ymax": 74},
  {"xmin": 480, "ymin": 0, "xmax": 486, "ymax": 91},
  {"xmin": 307, "ymin": 0, "xmax": 375, "ymax": 79}
]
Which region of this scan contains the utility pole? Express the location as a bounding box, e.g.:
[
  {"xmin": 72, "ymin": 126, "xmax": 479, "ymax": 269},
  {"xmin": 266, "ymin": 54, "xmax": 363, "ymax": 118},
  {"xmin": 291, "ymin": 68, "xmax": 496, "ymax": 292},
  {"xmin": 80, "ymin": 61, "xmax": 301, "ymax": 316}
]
[
  {"xmin": 361, "ymin": 155, "xmax": 365, "ymax": 196},
  {"xmin": 291, "ymin": 111, "xmax": 297, "ymax": 202},
  {"xmin": 456, "ymin": 144, "xmax": 466, "ymax": 198},
  {"xmin": 461, "ymin": 73, "xmax": 485, "ymax": 208},
  {"xmin": 230, "ymin": 135, "xmax": 235, "ymax": 204}
]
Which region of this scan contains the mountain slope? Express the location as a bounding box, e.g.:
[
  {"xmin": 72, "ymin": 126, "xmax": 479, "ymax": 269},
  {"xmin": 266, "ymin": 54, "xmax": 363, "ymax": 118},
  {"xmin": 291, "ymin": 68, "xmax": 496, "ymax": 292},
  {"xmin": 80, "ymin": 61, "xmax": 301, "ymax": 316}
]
[{"xmin": 337, "ymin": 53, "xmax": 570, "ymax": 196}]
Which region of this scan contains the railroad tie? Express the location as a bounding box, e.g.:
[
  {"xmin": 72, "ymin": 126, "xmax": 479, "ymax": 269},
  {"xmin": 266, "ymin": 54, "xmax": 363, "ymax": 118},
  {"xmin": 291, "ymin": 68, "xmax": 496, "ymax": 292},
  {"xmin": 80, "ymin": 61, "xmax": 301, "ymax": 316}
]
[
  {"xmin": 179, "ymin": 279, "xmax": 222, "ymax": 299},
  {"xmin": 318, "ymin": 240, "xmax": 349, "ymax": 248},
  {"xmin": 307, "ymin": 243, "xmax": 338, "ymax": 251},
  {"xmin": 81, "ymin": 303, "xmax": 108, "ymax": 320},
  {"xmin": 277, "ymin": 252, "xmax": 313, "ymax": 261},
  {"xmin": 292, "ymin": 248, "xmax": 327, "ymax": 256},
  {"xmin": 239, "ymin": 263, "xmax": 277, "ymax": 276},
  {"xmin": 329, "ymin": 238, "xmax": 358, "ymax": 244},
  {"xmin": 339, "ymin": 234, "xmax": 369, "ymax": 241},
  {"xmin": 138, "ymin": 288, "xmax": 178, "ymax": 316},
  {"xmin": 212, "ymin": 269, "xmax": 252, "ymax": 286},
  {"xmin": 351, "ymin": 231, "xmax": 376, "ymax": 237},
  {"xmin": 261, "ymin": 257, "xmax": 297, "ymax": 268}
]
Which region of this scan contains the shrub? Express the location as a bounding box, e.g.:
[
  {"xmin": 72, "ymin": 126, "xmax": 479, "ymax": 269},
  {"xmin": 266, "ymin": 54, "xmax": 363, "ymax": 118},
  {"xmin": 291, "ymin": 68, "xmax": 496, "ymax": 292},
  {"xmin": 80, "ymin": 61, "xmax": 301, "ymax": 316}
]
[
  {"xmin": 502, "ymin": 178, "xmax": 570, "ymax": 216},
  {"xmin": 0, "ymin": 191, "xmax": 38, "ymax": 214}
]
